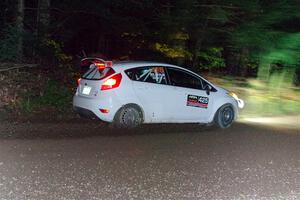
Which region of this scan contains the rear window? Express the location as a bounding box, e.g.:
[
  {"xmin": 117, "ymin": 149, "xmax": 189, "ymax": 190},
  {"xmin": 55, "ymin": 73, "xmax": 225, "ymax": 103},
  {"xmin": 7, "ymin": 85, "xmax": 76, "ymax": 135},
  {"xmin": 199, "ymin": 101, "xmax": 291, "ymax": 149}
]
[{"xmin": 82, "ymin": 65, "xmax": 115, "ymax": 80}]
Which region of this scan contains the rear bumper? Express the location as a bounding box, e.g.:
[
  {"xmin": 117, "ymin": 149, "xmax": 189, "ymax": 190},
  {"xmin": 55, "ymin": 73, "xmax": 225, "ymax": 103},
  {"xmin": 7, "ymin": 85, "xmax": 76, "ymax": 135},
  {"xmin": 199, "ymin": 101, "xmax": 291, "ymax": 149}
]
[
  {"xmin": 72, "ymin": 93, "xmax": 121, "ymax": 122},
  {"xmin": 73, "ymin": 106, "xmax": 98, "ymax": 119}
]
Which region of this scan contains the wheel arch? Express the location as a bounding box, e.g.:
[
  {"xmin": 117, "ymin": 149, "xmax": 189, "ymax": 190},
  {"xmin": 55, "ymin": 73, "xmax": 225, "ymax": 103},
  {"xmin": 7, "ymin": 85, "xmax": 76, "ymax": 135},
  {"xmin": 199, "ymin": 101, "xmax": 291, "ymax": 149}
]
[
  {"xmin": 113, "ymin": 103, "xmax": 145, "ymax": 123},
  {"xmin": 209, "ymin": 98, "xmax": 239, "ymax": 123}
]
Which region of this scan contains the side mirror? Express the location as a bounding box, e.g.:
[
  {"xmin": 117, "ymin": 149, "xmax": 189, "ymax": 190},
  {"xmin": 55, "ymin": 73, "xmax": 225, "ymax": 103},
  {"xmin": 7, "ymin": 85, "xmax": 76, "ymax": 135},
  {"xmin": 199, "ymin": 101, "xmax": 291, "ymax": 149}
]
[{"xmin": 205, "ymin": 85, "xmax": 212, "ymax": 95}]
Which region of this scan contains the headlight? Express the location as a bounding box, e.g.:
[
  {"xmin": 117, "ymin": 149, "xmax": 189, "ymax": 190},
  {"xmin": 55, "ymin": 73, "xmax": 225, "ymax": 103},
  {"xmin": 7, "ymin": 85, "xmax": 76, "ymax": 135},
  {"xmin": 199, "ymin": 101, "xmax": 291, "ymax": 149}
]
[{"xmin": 227, "ymin": 92, "xmax": 245, "ymax": 109}]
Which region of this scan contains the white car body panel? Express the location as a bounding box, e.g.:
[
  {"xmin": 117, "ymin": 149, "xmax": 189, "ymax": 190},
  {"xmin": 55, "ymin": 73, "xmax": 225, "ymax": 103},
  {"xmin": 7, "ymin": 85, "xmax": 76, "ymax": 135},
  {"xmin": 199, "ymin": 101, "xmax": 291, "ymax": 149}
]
[
  {"xmin": 167, "ymin": 86, "xmax": 213, "ymax": 122},
  {"xmin": 73, "ymin": 61, "xmax": 243, "ymax": 124},
  {"xmin": 131, "ymin": 80, "xmax": 173, "ymax": 123}
]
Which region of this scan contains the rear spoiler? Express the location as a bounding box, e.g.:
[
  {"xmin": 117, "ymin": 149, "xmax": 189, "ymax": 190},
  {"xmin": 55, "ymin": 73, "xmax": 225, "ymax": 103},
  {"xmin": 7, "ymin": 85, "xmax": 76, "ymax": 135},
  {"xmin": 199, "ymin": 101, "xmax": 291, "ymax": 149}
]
[{"xmin": 80, "ymin": 58, "xmax": 113, "ymax": 69}]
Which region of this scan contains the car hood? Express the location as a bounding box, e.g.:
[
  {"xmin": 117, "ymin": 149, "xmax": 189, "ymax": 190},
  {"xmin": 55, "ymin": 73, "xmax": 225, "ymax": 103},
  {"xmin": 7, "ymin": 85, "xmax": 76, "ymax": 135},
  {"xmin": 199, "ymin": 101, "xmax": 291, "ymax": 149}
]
[{"xmin": 215, "ymin": 86, "xmax": 229, "ymax": 95}]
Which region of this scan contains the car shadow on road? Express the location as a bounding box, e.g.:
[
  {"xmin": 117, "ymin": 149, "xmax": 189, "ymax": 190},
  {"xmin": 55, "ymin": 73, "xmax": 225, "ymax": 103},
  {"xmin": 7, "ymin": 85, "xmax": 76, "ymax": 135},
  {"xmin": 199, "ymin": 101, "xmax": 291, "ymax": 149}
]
[
  {"xmin": 2, "ymin": 117, "xmax": 293, "ymax": 140},
  {"xmin": 0, "ymin": 120, "xmax": 232, "ymax": 140}
]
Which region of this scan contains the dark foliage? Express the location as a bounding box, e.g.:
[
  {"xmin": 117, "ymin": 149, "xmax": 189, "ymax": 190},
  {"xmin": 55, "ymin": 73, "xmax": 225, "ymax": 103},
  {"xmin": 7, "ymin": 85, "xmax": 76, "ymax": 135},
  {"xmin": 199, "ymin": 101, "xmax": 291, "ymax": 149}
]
[{"xmin": 0, "ymin": 0, "xmax": 299, "ymax": 76}]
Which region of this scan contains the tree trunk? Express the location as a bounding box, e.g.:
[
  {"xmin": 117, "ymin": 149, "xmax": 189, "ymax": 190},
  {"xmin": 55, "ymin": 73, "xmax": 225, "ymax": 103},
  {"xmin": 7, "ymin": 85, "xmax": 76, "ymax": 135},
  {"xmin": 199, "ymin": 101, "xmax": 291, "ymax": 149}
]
[
  {"xmin": 1, "ymin": 0, "xmax": 8, "ymax": 28},
  {"xmin": 239, "ymin": 47, "xmax": 249, "ymax": 77},
  {"xmin": 16, "ymin": 0, "xmax": 24, "ymax": 60},
  {"xmin": 37, "ymin": 0, "xmax": 50, "ymax": 38},
  {"xmin": 191, "ymin": 18, "xmax": 208, "ymax": 70}
]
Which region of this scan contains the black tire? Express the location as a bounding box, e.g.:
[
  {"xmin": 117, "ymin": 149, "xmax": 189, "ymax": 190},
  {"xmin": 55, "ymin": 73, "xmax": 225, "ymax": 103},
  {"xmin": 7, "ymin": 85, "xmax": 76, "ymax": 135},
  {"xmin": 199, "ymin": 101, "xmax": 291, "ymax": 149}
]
[
  {"xmin": 214, "ymin": 104, "xmax": 235, "ymax": 129},
  {"xmin": 113, "ymin": 105, "xmax": 143, "ymax": 128}
]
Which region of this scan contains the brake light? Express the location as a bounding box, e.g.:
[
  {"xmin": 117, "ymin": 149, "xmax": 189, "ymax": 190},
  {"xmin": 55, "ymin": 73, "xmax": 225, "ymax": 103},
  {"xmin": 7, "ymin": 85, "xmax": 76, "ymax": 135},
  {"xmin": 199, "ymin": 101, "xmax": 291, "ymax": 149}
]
[
  {"xmin": 80, "ymin": 58, "xmax": 113, "ymax": 69},
  {"xmin": 94, "ymin": 62, "xmax": 106, "ymax": 69},
  {"xmin": 94, "ymin": 61, "xmax": 113, "ymax": 69},
  {"xmin": 101, "ymin": 73, "xmax": 122, "ymax": 90},
  {"xmin": 77, "ymin": 78, "xmax": 81, "ymax": 85}
]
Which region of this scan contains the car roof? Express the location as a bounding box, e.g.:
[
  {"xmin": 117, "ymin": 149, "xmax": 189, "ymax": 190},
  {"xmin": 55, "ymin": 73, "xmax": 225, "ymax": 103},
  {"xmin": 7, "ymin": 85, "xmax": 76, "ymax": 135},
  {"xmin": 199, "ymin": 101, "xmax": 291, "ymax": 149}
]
[
  {"xmin": 112, "ymin": 60, "xmax": 216, "ymax": 88},
  {"xmin": 112, "ymin": 61, "xmax": 191, "ymax": 71}
]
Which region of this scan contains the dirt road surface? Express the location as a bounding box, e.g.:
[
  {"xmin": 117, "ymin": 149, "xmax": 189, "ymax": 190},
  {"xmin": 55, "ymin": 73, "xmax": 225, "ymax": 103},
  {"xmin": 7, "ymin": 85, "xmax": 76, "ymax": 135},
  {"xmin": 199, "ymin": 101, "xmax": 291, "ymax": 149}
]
[{"xmin": 0, "ymin": 120, "xmax": 299, "ymax": 200}]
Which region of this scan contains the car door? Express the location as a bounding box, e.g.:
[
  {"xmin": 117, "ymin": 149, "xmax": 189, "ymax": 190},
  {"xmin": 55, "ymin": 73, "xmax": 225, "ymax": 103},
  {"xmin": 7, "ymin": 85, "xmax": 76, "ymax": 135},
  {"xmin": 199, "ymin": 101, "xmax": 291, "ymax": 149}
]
[
  {"xmin": 125, "ymin": 66, "xmax": 174, "ymax": 122},
  {"xmin": 165, "ymin": 67, "xmax": 214, "ymax": 122}
]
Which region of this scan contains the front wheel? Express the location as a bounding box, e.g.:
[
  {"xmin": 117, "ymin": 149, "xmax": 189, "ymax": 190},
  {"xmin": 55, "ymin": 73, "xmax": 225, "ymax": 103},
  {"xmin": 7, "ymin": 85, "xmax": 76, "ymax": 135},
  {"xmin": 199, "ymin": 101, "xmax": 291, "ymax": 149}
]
[
  {"xmin": 113, "ymin": 105, "xmax": 143, "ymax": 128},
  {"xmin": 214, "ymin": 104, "xmax": 235, "ymax": 129}
]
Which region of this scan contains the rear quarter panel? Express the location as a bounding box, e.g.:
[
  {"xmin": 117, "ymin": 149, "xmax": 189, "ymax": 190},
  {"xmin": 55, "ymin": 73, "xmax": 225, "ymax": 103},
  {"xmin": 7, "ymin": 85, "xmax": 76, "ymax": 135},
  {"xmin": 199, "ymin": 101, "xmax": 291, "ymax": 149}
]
[{"xmin": 112, "ymin": 71, "xmax": 150, "ymax": 122}]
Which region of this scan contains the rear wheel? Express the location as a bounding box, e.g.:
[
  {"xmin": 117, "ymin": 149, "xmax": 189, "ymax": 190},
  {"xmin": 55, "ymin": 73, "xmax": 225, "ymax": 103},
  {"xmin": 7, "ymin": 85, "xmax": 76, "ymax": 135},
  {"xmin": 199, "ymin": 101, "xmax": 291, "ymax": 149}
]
[
  {"xmin": 214, "ymin": 104, "xmax": 235, "ymax": 129},
  {"xmin": 113, "ymin": 105, "xmax": 143, "ymax": 128}
]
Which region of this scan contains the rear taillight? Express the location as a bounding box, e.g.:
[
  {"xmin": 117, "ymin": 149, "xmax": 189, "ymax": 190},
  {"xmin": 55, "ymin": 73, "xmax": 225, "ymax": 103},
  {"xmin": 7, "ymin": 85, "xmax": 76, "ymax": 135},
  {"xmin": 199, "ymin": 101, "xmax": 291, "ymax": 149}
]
[
  {"xmin": 101, "ymin": 73, "xmax": 122, "ymax": 90},
  {"xmin": 77, "ymin": 78, "xmax": 81, "ymax": 86},
  {"xmin": 99, "ymin": 108, "xmax": 110, "ymax": 113}
]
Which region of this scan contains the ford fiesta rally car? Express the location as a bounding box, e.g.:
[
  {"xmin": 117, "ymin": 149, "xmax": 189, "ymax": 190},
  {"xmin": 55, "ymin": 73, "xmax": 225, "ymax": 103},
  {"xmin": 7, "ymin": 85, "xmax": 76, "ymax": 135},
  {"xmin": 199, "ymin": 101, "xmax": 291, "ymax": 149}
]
[{"xmin": 73, "ymin": 58, "xmax": 244, "ymax": 128}]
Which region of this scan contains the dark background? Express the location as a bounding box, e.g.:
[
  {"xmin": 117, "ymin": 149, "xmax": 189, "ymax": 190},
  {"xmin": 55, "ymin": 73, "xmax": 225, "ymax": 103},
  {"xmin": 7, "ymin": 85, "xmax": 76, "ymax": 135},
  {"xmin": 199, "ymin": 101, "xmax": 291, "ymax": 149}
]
[{"xmin": 1, "ymin": 0, "xmax": 300, "ymax": 74}]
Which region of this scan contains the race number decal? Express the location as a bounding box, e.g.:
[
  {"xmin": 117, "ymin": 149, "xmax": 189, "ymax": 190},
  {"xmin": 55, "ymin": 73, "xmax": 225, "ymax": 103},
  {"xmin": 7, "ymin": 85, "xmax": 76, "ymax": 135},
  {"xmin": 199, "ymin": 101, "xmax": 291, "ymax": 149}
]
[{"xmin": 187, "ymin": 95, "xmax": 209, "ymax": 109}]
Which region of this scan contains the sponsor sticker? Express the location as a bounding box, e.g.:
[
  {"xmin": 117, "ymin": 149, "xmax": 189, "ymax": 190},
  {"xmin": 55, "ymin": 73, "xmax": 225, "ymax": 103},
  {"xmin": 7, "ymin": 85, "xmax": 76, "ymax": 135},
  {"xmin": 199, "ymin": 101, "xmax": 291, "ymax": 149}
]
[{"xmin": 187, "ymin": 95, "xmax": 209, "ymax": 109}]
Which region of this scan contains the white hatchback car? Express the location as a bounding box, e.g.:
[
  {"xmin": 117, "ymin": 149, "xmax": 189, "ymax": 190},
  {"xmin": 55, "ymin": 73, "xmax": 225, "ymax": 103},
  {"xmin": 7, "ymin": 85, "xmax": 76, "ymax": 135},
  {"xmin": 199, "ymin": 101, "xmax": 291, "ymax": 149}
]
[{"xmin": 73, "ymin": 58, "xmax": 244, "ymax": 128}]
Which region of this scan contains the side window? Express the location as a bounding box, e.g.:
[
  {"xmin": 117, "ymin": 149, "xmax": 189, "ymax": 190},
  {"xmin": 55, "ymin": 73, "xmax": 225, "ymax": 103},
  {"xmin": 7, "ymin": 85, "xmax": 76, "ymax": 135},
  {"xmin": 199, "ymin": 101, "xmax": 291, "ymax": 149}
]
[
  {"xmin": 125, "ymin": 66, "xmax": 167, "ymax": 85},
  {"xmin": 167, "ymin": 68, "xmax": 203, "ymax": 90}
]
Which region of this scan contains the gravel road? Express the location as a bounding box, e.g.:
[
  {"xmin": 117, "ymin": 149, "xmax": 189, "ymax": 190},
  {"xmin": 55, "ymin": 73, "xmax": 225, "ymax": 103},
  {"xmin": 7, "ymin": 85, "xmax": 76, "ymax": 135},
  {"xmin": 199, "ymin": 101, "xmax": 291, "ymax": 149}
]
[{"xmin": 0, "ymin": 121, "xmax": 299, "ymax": 200}]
